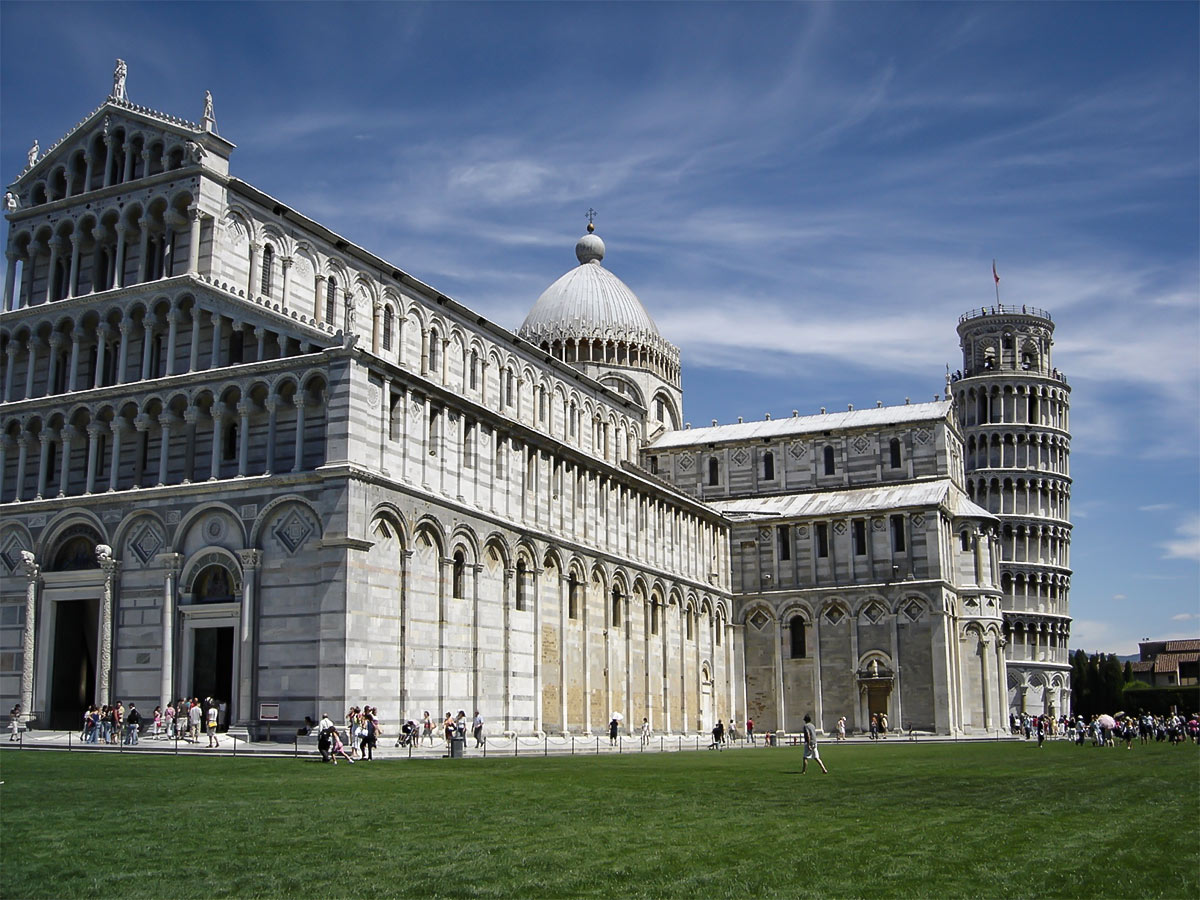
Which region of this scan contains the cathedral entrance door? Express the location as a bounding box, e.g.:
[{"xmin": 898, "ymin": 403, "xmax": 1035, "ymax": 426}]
[
  {"xmin": 867, "ymin": 685, "xmax": 890, "ymax": 725},
  {"xmin": 700, "ymin": 678, "xmax": 713, "ymax": 731},
  {"xmin": 189, "ymin": 627, "xmax": 234, "ymax": 729},
  {"xmin": 47, "ymin": 597, "xmax": 99, "ymax": 729}
]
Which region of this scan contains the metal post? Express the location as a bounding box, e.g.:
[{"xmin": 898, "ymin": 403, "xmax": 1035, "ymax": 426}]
[
  {"xmin": 571, "ymin": 735, "xmax": 575, "ymax": 755},
  {"xmin": 544, "ymin": 735, "xmax": 548, "ymax": 757}
]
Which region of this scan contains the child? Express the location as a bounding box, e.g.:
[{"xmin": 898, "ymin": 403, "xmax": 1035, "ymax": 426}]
[{"xmin": 331, "ymin": 727, "xmax": 355, "ymax": 765}]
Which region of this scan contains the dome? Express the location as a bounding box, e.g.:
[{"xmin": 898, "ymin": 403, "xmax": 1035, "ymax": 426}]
[{"xmin": 519, "ymin": 229, "xmax": 665, "ymax": 347}]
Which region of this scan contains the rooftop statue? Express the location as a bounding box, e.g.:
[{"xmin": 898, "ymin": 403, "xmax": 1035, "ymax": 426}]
[
  {"xmin": 26, "ymin": 139, "xmax": 38, "ymax": 169},
  {"xmin": 112, "ymin": 58, "xmax": 128, "ymax": 102}
]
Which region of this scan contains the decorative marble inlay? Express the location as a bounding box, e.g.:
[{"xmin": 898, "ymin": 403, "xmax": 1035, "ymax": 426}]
[
  {"xmin": 872, "ymin": 517, "xmax": 886, "ymax": 531},
  {"xmin": 790, "ymin": 442, "xmax": 806, "ymax": 460},
  {"xmin": 834, "ymin": 521, "xmax": 847, "ymax": 535},
  {"xmin": 732, "ymin": 448, "xmax": 749, "ymax": 466},
  {"xmin": 853, "ymin": 436, "xmax": 870, "ymax": 454},
  {"xmin": 915, "ymin": 428, "xmax": 931, "ymax": 444},
  {"xmin": 912, "ymin": 513, "xmax": 925, "ymax": 528},
  {"xmin": 824, "ymin": 607, "xmax": 845, "ymax": 626},
  {"xmin": 166, "ymin": 510, "xmax": 181, "ymax": 525},
  {"xmin": 205, "ymin": 517, "xmax": 226, "ymax": 540},
  {"xmin": 0, "ymin": 533, "xmax": 28, "ymax": 574},
  {"xmin": 758, "ymin": 528, "xmax": 772, "ymax": 542},
  {"xmin": 367, "ymin": 385, "xmax": 380, "ymax": 408},
  {"xmin": 797, "ymin": 526, "xmax": 808, "ymax": 538},
  {"xmin": 862, "ymin": 602, "xmax": 885, "ymax": 624},
  {"xmin": 679, "ymin": 452, "xmax": 694, "ymax": 472},
  {"xmin": 903, "ymin": 600, "xmax": 923, "ymax": 622},
  {"xmin": 274, "ymin": 511, "xmax": 313, "ymax": 554},
  {"xmin": 240, "ymin": 504, "xmax": 258, "ymax": 520},
  {"xmin": 749, "ymin": 610, "xmax": 770, "ymax": 631},
  {"xmin": 129, "ymin": 523, "xmax": 163, "ymax": 565}
]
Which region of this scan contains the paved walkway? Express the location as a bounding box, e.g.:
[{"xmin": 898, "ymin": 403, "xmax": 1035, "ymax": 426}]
[{"xmin": 1, "ymin": 728, "xmax": 1019, "ymax": 761}]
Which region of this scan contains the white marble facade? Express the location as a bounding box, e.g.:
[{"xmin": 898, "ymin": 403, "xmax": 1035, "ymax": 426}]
[{"xmin": 0, "ymin": 68, "xmax": 1068, "ymax": 736}]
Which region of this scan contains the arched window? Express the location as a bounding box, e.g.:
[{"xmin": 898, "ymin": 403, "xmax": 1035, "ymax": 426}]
[
  {"xmin": 382, "ymin": 306, "xmax": 393, "ymax": 351},
  {"xmin": 469, "ymin": 350, "xmax": 479, "ymax": 390},
  {"xmin": 260, "ymin": 244, "xmax": 274, "ymax": 297},
  {"xmin": 650, "ymin": 599, "xmax": 660, "ymax": 635},
  {"xmin": 325, "ymin": 277, "xmax": 338, "ymax": 325},
  {"xmin": 568, "ymin": 573, "xmax": 580, "ymax": 619},
  {"xmin": 789, "ymin": 616, "xmax": 806, "ymax": 658},
  {"xmin": 763, "ymin": 451, "xmax": 774, "ymax": 481},
  {"xmin": 823, "ymin": 445, "xmax": 835, "ymax": 476},
  {"xmin": 428, "ymin": 328, "xmax": 440, "ymax": 372},
  {"xmin": 515, "ymin": 559, "xmax": 527, "ymax": 611},
  {"xmin": 452, "ymin": 550, "xmax": 465, "ymax": 599},
  {"xmin": 889, "ymin": 438, "xmax": 902, "ymax": 469},
  {"xmin": 223, "ymin": 421, "xmax": 238, "ymax": 461},
  {"xmin": 505, "ymin": 370, "xmax": 515, "ymax": 406},
  {"xmin": 891, "ymin": 514, "xmax": 906, "ymax": 553},
  {"xmin": 961, "ymin": 531, "xmax": 971, "ymax": 552},
  {"xmin": 708, "ymin": 457, "xmax": 719, "ymax": 486},
  {"xmin": 611, "ymin": 588, "xmax": 622, "ymax": 627},
  {"xmin": 686, "ymin": 608, "xmax": 695, "ymax": 640}
]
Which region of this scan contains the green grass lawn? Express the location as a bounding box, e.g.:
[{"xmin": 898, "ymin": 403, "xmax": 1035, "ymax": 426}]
[{"xmin": 1, "ymin": 741, "xmax": 1197, "ymax": 899}]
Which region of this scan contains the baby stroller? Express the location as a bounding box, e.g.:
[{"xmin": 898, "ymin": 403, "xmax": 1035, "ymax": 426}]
[{"xmin": 395, "ymin": 720, "xmax": 419, "ymax": 748}]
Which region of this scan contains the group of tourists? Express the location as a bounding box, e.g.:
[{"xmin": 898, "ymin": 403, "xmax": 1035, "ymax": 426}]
[
  {"xmin": 1010, "ymin": 711, "xmax": 1200, "ymax": 748},
  {"xmin": 78, "ymin": 701, "xmax": 143, "ymax": 744},
  {"xmin": 154, "ymin": 698, "xmax": 222, "ymax": 746}
]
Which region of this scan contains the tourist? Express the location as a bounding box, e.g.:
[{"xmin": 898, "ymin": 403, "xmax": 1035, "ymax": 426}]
[
  {"xmin": 317, "ymin": 712, "xmax": 335, "ymax": 763},
  {"xmin": 746, "ymin": 718, "xmax": 755, "ymax": 745},
  {"xmin": 869, "ymin": 714, "xmax": 878, "ymax": 741},
  {"xmin": 422, "ymin": 711, "xmax": 434, "ymax": 746},
  {"xmin": 801, "ymin": 714, "xmax": 827, "ymax": 774},
  {"xmin": 188, "ymin": 699, "xmax": 202, "ymax": 742},
  {"xmin": 608, "ymin": 717, "xmax": 619, "ymax": 746},
  {"xmin": 360, "ymin": 709, "xmax": 377, "ymax": 760},
  {"xmin": 206, "ymin": 700, "xmax": 220, "ymax": 747},
  {"xmin": 879, "ymin": 713, "xmax": 888, "ymax": 739},
  {"xmin": 836, "ymin": 716, "xmax": 847, "ymax": 741},
  {"xmin": 640, "ymin": 717, "xmax": 651, "ymax": 748},
  {"xmin": 710, "ymin": 720, "xmax": 724, "ymax": 750},
  {"xmin": 455, "ymin": 710, "xmax": 467, "ymax": 740},
  {"xmin": 331, "ymin": 726, "xmax": 355, "ymax": 764},
  {"xmin": 151, "ymin": 706, "xmax": 162, "ymax": 737},
  {"xmin": 443, "ymin": 712, "xmax": 455, "ymax": 745},
  {"xmin": 473, "ymin": 711, "xmax": 485, "ymax": 747},
  {"xmin": 727, "ymin": 720, "xmax": 737, "ymax": 742},
  {"xmin": 126, "ymin": 704, "xmax": 141, "ymax": 744},
  {"xmin": 9, "ymin": 704, "xmax": 20, "ymax": 741}
]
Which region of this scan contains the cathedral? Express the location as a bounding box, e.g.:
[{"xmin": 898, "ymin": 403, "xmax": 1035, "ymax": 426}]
[{"xmin": 0, "ymin": 65, "xmax": 1072, "ymax": 738}]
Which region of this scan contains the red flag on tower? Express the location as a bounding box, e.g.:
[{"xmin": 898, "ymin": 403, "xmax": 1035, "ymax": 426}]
[{"xmin": 993, "ymin": 260, "xmax": 999, "ymax": 284}]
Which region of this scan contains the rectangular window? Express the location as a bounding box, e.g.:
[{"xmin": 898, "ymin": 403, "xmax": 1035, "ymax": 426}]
[
  {"xmin": 816, "ymin": 523, "xmax": 829, "ymax": 558},
  {"xmin": 463, "ymin": 421, "xmax": 475, "ymax": 468},
  {"xmin": 891, "ymin": 514, "xmax": 906, "ymax": 553},
  {"xmin": 853, "ymin": 519, "xmax": 866, "ymax": 556},
  {"xmin": 649, "ymin": 455, "xmax": 658, "ymax": 475},
  {"xmin": 777, "ymin": 525, "xmax": 791, "ymax": 561}
]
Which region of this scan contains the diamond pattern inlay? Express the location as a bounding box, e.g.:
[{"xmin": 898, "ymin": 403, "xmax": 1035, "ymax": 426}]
[
  {"xmin": 749, "ymin": 610, "xmax": 770, "ymax": 631},
  {"xmin": 275, "ymin": 511, "xmax": 314, "ymax": 555}
]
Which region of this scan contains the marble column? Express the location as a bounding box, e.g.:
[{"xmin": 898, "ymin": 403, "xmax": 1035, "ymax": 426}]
[
  {"xmin": 67, "ymin": 234, "xmax": 82, "ymax": 299},
  {"xmin": 24, "ymin": 336, "xmax": 41, "ymax": 400},
  {"xmin": 136, "ymin": 218, "xmax": 152, "ymax": 283},
  {"xmin": 85, "ymin": 423, "xmax": 102, "ymax": 493},
  {"xmin": 237, "ymin": 549, "xmax": 261, "ymax": 726},
  {"xmin": 164, "ymin": 309, "xmax": 179, "ymax": 375},
  {"xmin": 36, "ymin": 431, "xmax": 53, "ymax": 499},
  {"xmin": 113, "ymin": 223, "xmax": 129, "ymax": 289},
  {"xmin": 292, "ymin": 396, "xmax": 306, "ymax": 472},
  {"xmin": 67, "ymin": 333, "xmax": 81, "ymax": 392},
  {"xmin": 19, "ymin": 552, "xmax": 39, "ymax": 724},
  {"xmin": 107, "ymin": 418, "xmax": 126, "ymax": 492},
  {"xmin": 209, "ymin": 409, "xmax": 225, "ymax": 480},
  {"xmin": 157, "ymin": 413, "xmax": 177, "ymax": 486},
  {"xmin": 94, "ymin": 324, "xmax": 111, "ymax": 389},
  {"xmin": 159, "ymin": 554, "xmax": 181, "ymax": 711},
  {"xmin": 3, "ymin": 250, "xmax": 19, "ymax": 311},
  {"xmin": 280, "ymin": 257, "xmax": 292, "ymax": 311},
  {"xmin": 43, "ymin": 238, "xmax": 63, "ymax": 303},
  {"xmin": 95, "ymin": 545, "xmax": 119, "ymax": 707},
  {"xmin": 187, "ymin": 207, "xmax": 202, "ymax": 274},
  {"xmin": 46, "ymin": 334, "xmax": 64, "ymax": 395},
  {"xmin": 14, "ymin": 433, "xmax": 31, "ymax": 502},
  {"xmin": 57, "ymin": 426, "xmax": 75, "ymax": 497},
  {"xmin": 236, "ymin": 401, "xmax": 251, "ymax": 477},
  {"xmin": 264, "ymin": 399, "xmax": 278, "ymax": 475}
]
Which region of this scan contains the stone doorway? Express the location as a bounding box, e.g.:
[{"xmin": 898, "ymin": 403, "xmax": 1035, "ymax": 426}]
[
  {"xmin": 867, "ymin": 684, "xmax": 890, "ymax": 723},
  {"xmin": 48, "ymin": 597, "xmax": 98, "ymax": 729},
  {"xmin": 189, "ymin": 626, "xmax": 234, "ymax": 729}
]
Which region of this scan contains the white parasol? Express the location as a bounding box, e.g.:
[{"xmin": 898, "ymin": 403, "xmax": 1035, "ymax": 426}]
[
  {"xmin": 1096, "ymin": 714, "xmax": 1117, "ymax": 729},
  {"xmin": 611, "ymin": 712, "xmax": 624, "ymax": 721}
]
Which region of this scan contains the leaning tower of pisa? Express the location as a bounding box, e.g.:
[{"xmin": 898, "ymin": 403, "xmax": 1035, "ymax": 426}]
[{"xmin": 952, "ymin": 304, "xmax": 1073, "ymax": 719}]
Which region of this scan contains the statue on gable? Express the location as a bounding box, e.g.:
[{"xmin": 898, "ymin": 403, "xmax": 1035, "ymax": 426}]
[
  {"xmin": 202, "ymin": 90, "xmax": 218, "ymax": 134},
  {"xmin": 184, "ymin": 140, "xmax": 206, "ymax": 164},
  {"xmin": 4, "ymin": 192, "xmax": 19, "ymax": 212},
  {"xmin": 111, "ymin": 59, "xmax": 128, "ymax": 102},
  {"xmin": 26, "ymin": 140, "xmax": 38, "ymax": 169}
]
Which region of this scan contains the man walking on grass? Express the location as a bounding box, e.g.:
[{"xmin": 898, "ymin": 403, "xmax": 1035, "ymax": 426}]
[{"xmin": 801, "ymin": 714, "xmax": 827, "ymax": 774}]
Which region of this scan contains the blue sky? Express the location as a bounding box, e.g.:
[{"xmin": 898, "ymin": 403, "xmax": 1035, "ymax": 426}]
[{"xmin": 3, "ymin": 2, "xmax": 1197, "ymax": 654}]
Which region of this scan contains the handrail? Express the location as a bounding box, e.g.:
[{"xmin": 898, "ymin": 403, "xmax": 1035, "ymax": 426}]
[{"xmin": 959, "ymin": 305, "xmax": 1052, "ymax": 324}]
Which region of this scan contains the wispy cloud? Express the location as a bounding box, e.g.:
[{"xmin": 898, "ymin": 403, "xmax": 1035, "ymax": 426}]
[{"xmin": 1163, "ymin": 515, "xmax": 1200, "ymax": 562}]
